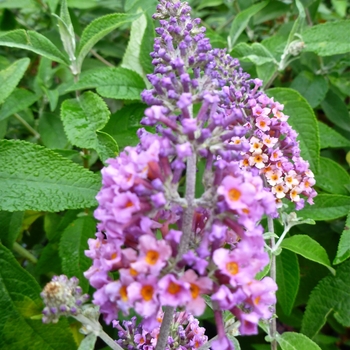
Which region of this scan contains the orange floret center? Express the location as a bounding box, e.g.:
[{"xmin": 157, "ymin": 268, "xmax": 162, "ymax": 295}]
[
  {"xmin": 145, "ymin": 250, "xmax": 159, "ymax": 265},
  {"xmin": 226, "ymin": 262, "xmax": 239, "ymax": 275},
  {"xmin": 141, "ymin": 285, "xmax": 154, "ymax": 301},
  {"xmin": 228, "ymin": 188, "xmax": 241, "ymax": 201}
]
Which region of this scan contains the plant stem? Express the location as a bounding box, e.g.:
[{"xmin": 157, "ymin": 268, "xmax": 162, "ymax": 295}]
[
  {"xmin": 13, "ymin": 242, "xmax": 38, "ymax": 264},
  {"xmin": 155, "ymin": 151, "xmax": 197, "ymax": 350},
  {"xmin": 90, "ymin": 49, "xmax": 114, "ymax": 67},
  {"xmin": 14, "ymin": 113, "xmax": 40, "ymax": 139},
  {"xmin": 267, "ymin": 216, "xmax": 277, "ymax": 350}
]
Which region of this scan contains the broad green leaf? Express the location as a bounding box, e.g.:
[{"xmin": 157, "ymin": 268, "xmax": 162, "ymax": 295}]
[
  {"xmin": 301, "ymin": 259, "xmax": 350, "ymax": 338},
  {"xmin": 121, "ymin": 10, "xmax": 147, "ymax": 78},
  {"xmin": 139, "ymin": 14, "xmax": 155, "ymax": 75},
  {"xmin": 302, "ymin": 20, "xmax": 350, "ymax": 56},
  {"xmin": 96, "ymin": 131, "xmax": 119, "ymax": 163},
  {"xmin": 67, "ymin": 67, "xmax": 146, "ymax": 100},
  {"xmin": 277, "ymin": 332, "xmax": 321, "ymax": 350},
  {"xmin": 230, "ymin": 42, "xmax": 277, "ymax": 66},
  {"xmin": 331, "ymin": 0, "xmax": 347, "ymax": 17},
  {"xmin": 229, "ymin": 1, "xmax": 269, "ymax": 49},
  {"xmin": 0, "ymin": 0, "xmax": 39, "ymax": 8},
  {"xmin": 35, "ymin": 242, "xmax": 62, "ymax": 276},
  {"xmin": 0, "ymin": 211, "xmax": 24, "ymax": 248},
  {"xmin": 0, "ymin": 243, "xmax": 76, "ymax": 350},
  {"xmin": 59, "ymin": 216, "xmax": 96, "ymax": 292},
  {"xmin": 197, "ymin": 0, "xmax": 223, "ymax": 10},
  {"xmin": 102, "ymin": 103, "xmax": 146, "ymax": 150},
  {"xmin": 253, "ymin": 1, "xmax": 290, "ymax": 24},
  {"xmin": 76, "ymin": 13, "xmax": 140, "ymax": 70},
  {"xmin": 290, "ymin": 71, "xmax": 328, "ymax": 108},
  {"xmin": 0, "ymin": 30, "xmax": 69, "ymax": 65},
  {"xmin": 316, "ymin": 157, "xmax": 350, "ymax": 195},
  {"xmin": 0, "ymin": 89, "xmax": 38, "ymax": 122},
  {"xmin": 267, "ymin": 88, "xmax": 319, "ymax": 172},
  {"xmin": 78, "ymin": 334, "xmax": 97, "ymax": 350},
  {"xmin": 38, "ymin": 112, "xmax": 69, "ymax": 149},
  {"xmin": 276, "ymin": 250, "xmax": 300, "ymax": 315},
  {"xmin": 298, "ymin": 194, "xmax": 350, "ymax": 221},
  {"xmin": 0, "ymin": 139, "xmax": 100, "ymax": 211},
  {"xmin": 0, "ymin": 58, "xmax": 30, "ymax": 104},
  {"xmin": 321, "ymin": 89, "xmax": 350, "ymax": 132},
  {"xmin": 333, "ymin": 211, "xmax": 350, "ymax": 265},
  {"xmin": 0, "ymin": 119, "xmax": 7, "ymax": 139},
  {"xmin": 281, "ymin": 235, "xmax": 335, "ymax": 275},
  {"xmin": 61, "ymin": 91, "xmax": 110, "ymax": 150},
  {"xmin": 318, "ymin": 121, "xmax": 350, "ymax": 149}
]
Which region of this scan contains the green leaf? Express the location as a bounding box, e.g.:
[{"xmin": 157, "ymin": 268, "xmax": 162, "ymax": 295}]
[
  {"xmin": 333, "ymin": 211, "xmax": 350, "ymax": 265},
  {"xmin": 229, "ymin": 1, "xmax": 269, "ymax": 49},
  {"xmin": 276, "ymin": 249, "xmax": 300, "ymax": 315},
  {"xmin": 121, "ymin": 10, "xmax": 147, "ymax": 78},
  {"xmin": 95, "ymin": 131, "xmax": 119, "ymax": 163},
  {"xmin": 267, "ymin": 88, "xmax": 320, "ymax": 173},
  {"xmin": 61, "ymin": 91, "xmax": 110, "ymax": 150},
  {"xmin": 0, "ymin": 211, "xmax": 24, "ymax": 248},
  {"xmin": 0, "ymin": 89, "xmax": 38, "ymax": 122},
  {"xmin": 302, "ymin": 20, "xmax": 350, "ymax": 56},
  {"xmin": 36, "ymin": 242, "xmax": 62, "ymax": 276},
  {"xmin": 78, "ymin": 334, "xmax": 97, "ymax": 350},
  {"xmin": 316, "ymin": 157, "xmax": 350, "ymax": 195},
  {"xmin": 321, "ymin": 89, "xmax": 350, "ymax": 132},
  {"xmin": 0, "ymin": 30, "xmax": 69, "ymax": 65},
  {"xmin": 298, "ymin": 194, "xmax": 350, "ymax": 221},
  {"xmin": 0, "ymin": 243, "xmax": 76, "ymax": 350},
  {"xmin": 301, "ymin": 259, "xmax": 350, "ymax": 338},
  {"xmin": 230, "ymin": 42, "xmax": 277, "ymax": 66},
  {"xmin": 38, "ymin": 112, "xmax": 69, "ymax": 149},
  {"xmin": 59, "ymin": 216, "xmax": 96, "ymax": 292},
  {"xmin": 318, "ymin": 121, "xmax": 350, "ymax": 149},
  {"xmin": 0, "ymin": 58, "xmax": 30, "ymax": 104},
  {"xmin": 281, "ymin": 235, "xmax": 335, "ymax": 275},
  {"xmin": 67, "ymin": 67, "xmax": 146, "ymax": 100},
  {"xmin": 197, "ymin": 0, "xmax": 224, "ymax": 10},
  {"xmin": 277, "ymin": 332, "xmax": 321, "ymax": 350},
  {"xmin": 0, "ymin": 139, "xmax": 100, "ymax": 211},
  {"xmin": 290, "ymin": 71, "xmax": 328, "ymax": 108},
  {"xmin": 0, "ymin": 0, "xmax": 39, "ymax": 8},
  {"xmin": 102, "ymin": 103, "xmax": 146, "ymax": 150},
  {"xmin": 139, "ymin": 14, "xmax": 155, "ymax": 75},
  {"xmin": 76, "ymin": 12, "xmax": 140, "ymax": 70}
]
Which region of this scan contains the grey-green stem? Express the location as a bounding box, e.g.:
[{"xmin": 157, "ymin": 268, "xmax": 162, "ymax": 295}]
[
  {"xmin": 268, "ymin": 216, "xmax": 277, "ymax": 350},
  {"xmin": 155, "ymin": 151, "xmax": 197, "ymax": 350}
]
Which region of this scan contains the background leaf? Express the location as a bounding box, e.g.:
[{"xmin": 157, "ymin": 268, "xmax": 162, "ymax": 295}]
[
  {"xmin": 267, "ymin": 88, "xmax": 320, "ymax": 172},
  {"xmin": 0, "ymin": 58, "xmax": 30, "ymax": 104},
  {"xmin": 318, "ymin": 121, "xmax": 350, "ymax": 149},
  {"xmin": 0, "ymin": 140, "xmax": 100, "ymax": 211},
  {"xmin": 59, "ymin": 216, "xmax": 96, "ymax": 292},
  {"xmin": 0, "ymin": 211, "xmax": 24, "ymax": 248},
  {"xmin": 333, "ymin": 211, "xmax": 350, "ymax": 265},
  {"xmin": 276, "ymin": 249, "xmax": 300, "ymax": 315},
  {"xmin": 297, "ymin": 194, "xmax": 350, "ymax": 221},
  {"xmin": 0, "ymin": 243, "xmax": 76, "ymax": 350},
  {"xmin": 281, "ymin": 235, "xmax": 335, "ymax": 274},
  {"xmin": 302, "ymin": 20, "xmax": 350, "ymax": 56},
  {"xmin": 301, "ymin": 259, "xmax": 350, "ymax": 338},
  {"xmin": 277, "ymin": 332, "xmax": 321, "ymax": 350},
  {"xmin": 67, "ymin": 67, "xmax": 146, "ymax": 100}
]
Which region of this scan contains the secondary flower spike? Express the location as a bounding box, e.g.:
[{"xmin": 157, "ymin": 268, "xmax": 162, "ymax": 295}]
[{"xmin": 84, "ymin": 0, "xmax": 316, "ymax": 348}]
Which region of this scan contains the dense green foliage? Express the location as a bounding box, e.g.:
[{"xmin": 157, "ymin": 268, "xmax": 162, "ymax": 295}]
[{"xmin": 0, "ymin": 0, "xmax": 349, "ymax": 349}]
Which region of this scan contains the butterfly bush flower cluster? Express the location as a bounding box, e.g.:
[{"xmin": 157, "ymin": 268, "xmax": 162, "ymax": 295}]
[
  {"xmin": 113, "ymin": 311, "xmax": 207, "ymax": 349},
  {"xmin": 80, "ymin": 0, "xmax": 316, "ymax": 348}
]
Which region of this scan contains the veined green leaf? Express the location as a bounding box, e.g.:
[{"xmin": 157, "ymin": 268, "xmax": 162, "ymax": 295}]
[
  {"xmin": 0, "ymin": 58, "xmax": 30, "ymax": 104},
  {"xmin": 95, "ymin": 131, "xmax": 119, "ymax": 163},
  {"xmin": 76, "ymin": 12, "xmax": 141, "ymax": 70},
  {"xmin": 0, "ymin": 30, "xmax": 69, "ymax": 65},
  {"xmin": 276, "ymin": 250, "xmax": 300, "ymax": 315},
  {"xmin": 281, "ymin": 235, "xmax": 335, "ymax": 275},
  {"xmin": 0, "ymin": 140, "xmax": 100, "ymax": 211},
  {"xmin": 302, "ymin": 20, "xmax": 350, "ymax": 56},
  {"xmin": 301, "ymin": 259, "xmax": 350, "ymax": 338},
  {"xmin": 0, "ymin": 243, "xmax": 76, "ymax": 350},
  {"xmin": 333, "ymin": 211, "xmax": 350, "ymax": 265},
  {"xmin": 316, "ymin": 157, "xmax": 350, "ymax": 195},
  {"xmin": 0, "ymin": 89, "xmax": 38, "ymax": 122},
  {"xmin": 61, "ymin": 91, "xmax": 110, "ymax": 150},
  {"xmin": 298, "ymin": 194, "xmax": 350, "ymax": 221},
  {"xmin": 318, "ymin": 121, "xmax": 350, "ymax": 149},
  {"xmin": 67, "ymin": 67, "xmax": 146, "ymax": 100},
  {"xmin": 59, "ymin": 216, "xmax": 96, "ymax": 292},
  {"xmin": 267, "ymin": 88, "xmax": 320, "ymax": 173},
  {"xmin": 230, "ymin": 42, "xmax": 277, "ymax": 66},
  {"xmin": 0, "ymin": 211, "xmax": 24, "ymax": 248},
  {"xmin": 277, "ymin": 332, "xmax": 321, "ymax": 350},
  {"xmin": 229, "ymin": 1, "xmax": 269, "ymax": 49}
]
